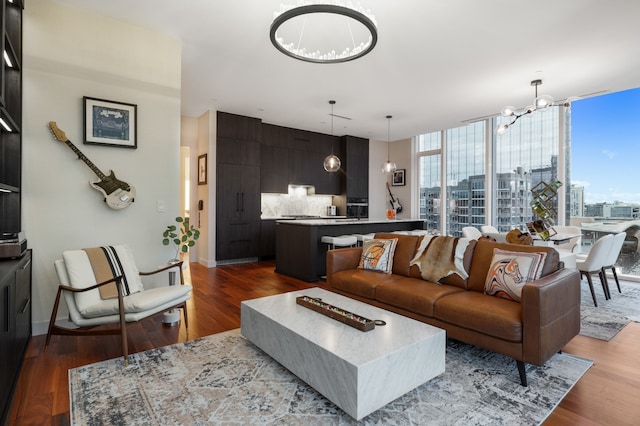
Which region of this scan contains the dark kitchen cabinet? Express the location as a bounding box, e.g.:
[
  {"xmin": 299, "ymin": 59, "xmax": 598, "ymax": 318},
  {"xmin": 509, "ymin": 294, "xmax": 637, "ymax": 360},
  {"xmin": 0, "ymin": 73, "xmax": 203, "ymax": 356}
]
[
  {"xmin": 0, "ymin": 250, "xmax": 32, "ymax": 425},
  {"xmin": 260, "ymin": 145, "xmax": 289, "ymax": 193},
  {"xmin": 262, "ymin": 124, "xmax": 341, "ymax": 195},
  {"xmin": 216, "ymin": 112, "xmax": 261, "ymax": 262},
  {"xmin": 216, "ymin": 163, "xmax": 260, "ymax": 260},
  {"xmin": 342, "ymin": 136, "xmax": 369, "ymax": 199},
  {"xmin": 259, "ymin": 219, "xmax": 277, "ymax": 259}
]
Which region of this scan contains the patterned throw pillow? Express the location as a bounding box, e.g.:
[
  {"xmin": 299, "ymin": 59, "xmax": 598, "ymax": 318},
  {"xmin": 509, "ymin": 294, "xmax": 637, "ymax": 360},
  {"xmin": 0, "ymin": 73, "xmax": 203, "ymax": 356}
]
[
  {"xmin": 358, "ymin": 238, "xmax": 398, "ymax": 274},
  {"xmin": 484, "ymin": 249, "xmax": 547, "ymax": 302}
]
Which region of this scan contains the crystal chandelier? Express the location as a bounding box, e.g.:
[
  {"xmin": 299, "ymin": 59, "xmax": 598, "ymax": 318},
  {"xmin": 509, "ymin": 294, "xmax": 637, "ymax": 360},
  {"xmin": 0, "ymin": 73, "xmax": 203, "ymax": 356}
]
[{"xmin": 270, "ymin": 2, "xmax": 377, "ymax": 64}]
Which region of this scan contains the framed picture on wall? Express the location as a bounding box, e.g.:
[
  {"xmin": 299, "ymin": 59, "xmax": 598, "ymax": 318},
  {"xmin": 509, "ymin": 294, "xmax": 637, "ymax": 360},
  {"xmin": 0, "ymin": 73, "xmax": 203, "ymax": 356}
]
[
  {"xmin": 198, "ymin": 154, "xmax": 208, "ymax": 185},
  {"xmin": 392, "ymin": 169, "xmax": 405, "ymax": 186},
  {"xmin": 84, "ymin": 96, "xmax": 137, "ymax": 148}
]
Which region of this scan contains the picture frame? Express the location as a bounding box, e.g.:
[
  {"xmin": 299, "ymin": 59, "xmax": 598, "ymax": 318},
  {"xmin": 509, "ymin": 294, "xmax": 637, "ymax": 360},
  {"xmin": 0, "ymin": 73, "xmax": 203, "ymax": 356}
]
[
  {"xmin": 392, "ymin": 169, "xmax": 405, "ymax": 186},
  {"xmin": 84, "ymin": 96, "xmax": 137, "ymax": 148},
  {"xmin": 198, "ymin": 154, "xmax": 208, "ymax": 185}
]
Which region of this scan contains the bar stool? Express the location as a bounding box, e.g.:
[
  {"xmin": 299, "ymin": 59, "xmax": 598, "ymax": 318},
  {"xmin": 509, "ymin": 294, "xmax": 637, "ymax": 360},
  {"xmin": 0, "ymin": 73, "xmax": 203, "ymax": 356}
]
[
  {"xmin": 353, "ymin": 233, "xmax": 375, "ymax": 247},
  {"xmin": 321, "ymin": 235, "xmax": 358, "ymax": 250}
]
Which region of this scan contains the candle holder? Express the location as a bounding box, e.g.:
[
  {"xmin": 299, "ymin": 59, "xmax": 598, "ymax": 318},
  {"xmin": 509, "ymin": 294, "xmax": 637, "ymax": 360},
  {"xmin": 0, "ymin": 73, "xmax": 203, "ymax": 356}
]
[{"xmin": 296, "ymin": 296, "xmax": 375, "ymax": 332}]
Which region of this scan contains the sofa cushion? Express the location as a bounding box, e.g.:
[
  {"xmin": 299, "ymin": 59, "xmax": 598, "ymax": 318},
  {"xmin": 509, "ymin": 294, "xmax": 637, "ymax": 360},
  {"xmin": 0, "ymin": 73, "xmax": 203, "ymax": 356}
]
[
  {"xmin": 358, "ymin": 238, "xmax": 398, "ymax": 273},
  {"xmin": 374, "ymin": 233, "xmax": 422, "ymax": 276},
  {"xmin": 484, "ymin": 249, "xmax": 547, "ymax": 302},
  {"xmin": 467, "ymin": 239, "xmax": 559, "ymax": 293},
  {"xmin": 434, "ymin": 291, "xmax": 523, "ymax": 342},
  {"xmin": 330, "ymin": 269, "xmax": 390, "ymax": 299},
  {"xmin": 376, "ymin": 275, "xmax": 464, "ymax": 317},
  {"xmin": 409, "ymin": 235, "xmax": 472, "ymax": 283}
]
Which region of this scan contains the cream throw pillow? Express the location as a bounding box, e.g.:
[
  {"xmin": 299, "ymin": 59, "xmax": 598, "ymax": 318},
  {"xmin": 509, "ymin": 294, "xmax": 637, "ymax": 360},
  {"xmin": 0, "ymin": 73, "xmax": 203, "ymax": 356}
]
[{"xmin": 358, "ymin": 238, "xmax": 398, "ymax": 274}]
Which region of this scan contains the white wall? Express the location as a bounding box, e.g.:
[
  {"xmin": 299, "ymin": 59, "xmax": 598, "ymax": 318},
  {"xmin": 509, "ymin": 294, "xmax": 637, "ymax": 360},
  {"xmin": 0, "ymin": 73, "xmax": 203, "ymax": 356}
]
[
  {"xmin": 23, "ymin": 1, "xmax": 182, "ymax": 334},
  {"xmin": 194, "ymin": 110, "xmax": 217, "ymax": 267},
  {"xmin": 369, "ymin": 138, "xmax": 414, "ymax": 219}
]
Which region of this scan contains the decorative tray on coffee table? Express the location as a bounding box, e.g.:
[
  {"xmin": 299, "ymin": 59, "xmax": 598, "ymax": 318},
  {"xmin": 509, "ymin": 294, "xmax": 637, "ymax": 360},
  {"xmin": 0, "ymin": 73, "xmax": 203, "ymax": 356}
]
[{"xmin": 296, "ymin": 295, "xmax": 376, "ymax": 332}]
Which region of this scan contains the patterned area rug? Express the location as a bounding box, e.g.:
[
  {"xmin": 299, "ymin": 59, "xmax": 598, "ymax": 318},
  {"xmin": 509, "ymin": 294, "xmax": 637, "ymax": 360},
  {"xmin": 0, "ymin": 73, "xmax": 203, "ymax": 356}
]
[
  {"xmin": 69, "ymin": 329, "xmax": 592, "ymax": 425},
  {"xmin": 579, "ymin": 279, "xmax": 640, "ymax": 340}
]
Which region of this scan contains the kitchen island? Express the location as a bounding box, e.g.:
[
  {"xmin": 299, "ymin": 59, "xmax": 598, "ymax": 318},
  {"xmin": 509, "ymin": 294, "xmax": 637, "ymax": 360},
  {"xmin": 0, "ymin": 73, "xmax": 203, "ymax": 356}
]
[{"xmin": 275, "ymin": 218, "xmax": 427, "ymax": 282}]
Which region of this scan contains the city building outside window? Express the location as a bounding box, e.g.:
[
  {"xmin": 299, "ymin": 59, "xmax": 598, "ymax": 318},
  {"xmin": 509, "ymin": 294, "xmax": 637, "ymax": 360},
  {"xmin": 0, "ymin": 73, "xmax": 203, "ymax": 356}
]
[{"xmin": 417, "ymin": 88, "xmax": 640, "ymax": 281}]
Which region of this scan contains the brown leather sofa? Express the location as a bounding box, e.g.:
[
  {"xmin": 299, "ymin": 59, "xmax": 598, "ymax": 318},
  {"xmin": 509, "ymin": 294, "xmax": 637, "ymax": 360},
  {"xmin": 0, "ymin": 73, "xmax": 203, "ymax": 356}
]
[{"xmin": 326, "ymin": 233, "xmax": 581, "ymax": 386}]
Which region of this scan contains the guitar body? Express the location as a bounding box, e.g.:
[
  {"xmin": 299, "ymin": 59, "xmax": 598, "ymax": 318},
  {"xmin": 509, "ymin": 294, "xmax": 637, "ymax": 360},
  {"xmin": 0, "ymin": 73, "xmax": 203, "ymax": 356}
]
[
  {"xmin": 386, "ymin": 182, "xmax": 403, "ymax": 213},
  {"xmin": 49, "ymin": 121, "xmax": 135, "ymax": 210},
  {"xmin": 90, "ymin": 171, "xmax": 136, "ymax": 209}
]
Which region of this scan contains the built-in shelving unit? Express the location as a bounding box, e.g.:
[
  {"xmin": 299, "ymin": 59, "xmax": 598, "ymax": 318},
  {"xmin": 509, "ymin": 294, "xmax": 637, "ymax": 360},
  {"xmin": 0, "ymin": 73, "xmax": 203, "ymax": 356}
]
[
  {"xmin": 0, "ymin": 1, "xmax": 28, "ymax": 424},
  {"xmin": 0, "ymin": 0, "xmax": 23, "ymax": 237}
]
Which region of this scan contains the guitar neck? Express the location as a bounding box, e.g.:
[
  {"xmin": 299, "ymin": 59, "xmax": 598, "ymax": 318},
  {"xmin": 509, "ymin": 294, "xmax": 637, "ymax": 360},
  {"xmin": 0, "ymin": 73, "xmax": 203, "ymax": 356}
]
[{"xmin": 63, "ymin": 139, "xmax": 107, "ymax": 180}]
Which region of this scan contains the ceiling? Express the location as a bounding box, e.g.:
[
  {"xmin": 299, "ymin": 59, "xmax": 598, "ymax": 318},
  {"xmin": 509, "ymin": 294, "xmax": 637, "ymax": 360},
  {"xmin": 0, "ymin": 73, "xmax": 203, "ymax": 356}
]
[{"xmin": 52, "ymin": 0, "xmax": 640, "ymax": 141}]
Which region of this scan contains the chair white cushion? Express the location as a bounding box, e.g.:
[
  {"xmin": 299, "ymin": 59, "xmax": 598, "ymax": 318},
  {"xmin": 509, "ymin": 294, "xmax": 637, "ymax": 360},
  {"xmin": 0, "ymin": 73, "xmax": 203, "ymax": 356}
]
[
  {"xmin": 321, "ymin": 235, "xmax": 357, "ymax": 247},
  {"xmin": 79, "ymin": 285, "xmax": 193, "ymax": 319},
  {"xmin": 62, "ymin": 245, "xmax": 145, "ymax": 313}
]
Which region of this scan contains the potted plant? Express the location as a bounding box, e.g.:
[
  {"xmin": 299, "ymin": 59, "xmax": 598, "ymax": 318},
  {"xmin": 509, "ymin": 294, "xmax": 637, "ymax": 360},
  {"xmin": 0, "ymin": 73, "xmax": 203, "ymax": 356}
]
[{"xmin": 162, "ymin": 216, "xmax": 200, "ymax": 262}]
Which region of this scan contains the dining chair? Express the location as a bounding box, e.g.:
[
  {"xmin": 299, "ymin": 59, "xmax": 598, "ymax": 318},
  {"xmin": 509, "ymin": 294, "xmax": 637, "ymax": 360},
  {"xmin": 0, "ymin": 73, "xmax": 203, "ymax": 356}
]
[
  {"xmin": 462, "ymin": 226, "xmax": 482, "ymax": 239},
  {"xmin": 575, "ymin": 234, "xmax": 614, "ymax": 306},
  {"xmin": 601, "ymin": 232, "xmax": 626, "ymax": 294},
  {"xmin": 551, "ymin": 225, "xmax": 582, "ymax": 253},
  {"xmin": 481, "ymin": 225, "xmax": 499, "ymax": 234}
]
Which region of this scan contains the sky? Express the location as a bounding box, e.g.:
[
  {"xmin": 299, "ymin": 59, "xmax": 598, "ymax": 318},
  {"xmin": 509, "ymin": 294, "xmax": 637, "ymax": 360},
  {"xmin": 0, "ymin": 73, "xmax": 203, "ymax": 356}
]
[{"xmin": 571, "ymin": 87, "xmax": 640, "ymax": 205}]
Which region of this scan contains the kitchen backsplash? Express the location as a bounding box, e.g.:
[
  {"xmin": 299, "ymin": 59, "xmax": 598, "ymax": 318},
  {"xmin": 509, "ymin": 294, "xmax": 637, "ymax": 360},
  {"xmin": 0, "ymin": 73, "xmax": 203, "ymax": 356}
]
[{"xmin": 261, "ymin": 186, "xmax": 335, "ymax": 218}]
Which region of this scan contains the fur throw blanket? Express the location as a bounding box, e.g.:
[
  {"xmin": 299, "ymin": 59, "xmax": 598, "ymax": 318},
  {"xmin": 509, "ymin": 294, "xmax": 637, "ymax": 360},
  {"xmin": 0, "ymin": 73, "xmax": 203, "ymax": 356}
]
[{"xmin": 409, "ymin": 235, "xmax": 471, "ymax": 283}]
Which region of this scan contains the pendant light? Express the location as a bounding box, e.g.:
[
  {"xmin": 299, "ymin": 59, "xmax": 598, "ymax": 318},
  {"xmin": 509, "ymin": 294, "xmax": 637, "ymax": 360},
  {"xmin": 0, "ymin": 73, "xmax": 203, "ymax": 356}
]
[
  {"xmin": 381, "ymin": 115, "xmax": 396, "ymax": 175},
  {"xmin": 323, "ymin": 100, "xmax": 341, "ymax": 173},
  {"xmin": 496, "ymin": 79, "xmax": 554, "ymax": 135}
]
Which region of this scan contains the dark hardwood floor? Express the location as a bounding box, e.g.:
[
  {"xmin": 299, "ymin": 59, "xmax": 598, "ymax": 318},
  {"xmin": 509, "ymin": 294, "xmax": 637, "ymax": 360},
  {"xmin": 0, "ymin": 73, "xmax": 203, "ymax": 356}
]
[{"xmin": 8, "ymin": 261, "xmax": 640, "ymax": 425}]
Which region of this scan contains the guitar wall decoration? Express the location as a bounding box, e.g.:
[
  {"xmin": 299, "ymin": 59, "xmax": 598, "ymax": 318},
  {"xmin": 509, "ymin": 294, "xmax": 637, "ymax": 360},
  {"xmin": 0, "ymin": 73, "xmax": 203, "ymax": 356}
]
[
  {"xmin": 386, "ymin": 182, "xmax": 403, "ymax": 213},
  {"xmin": 49, "ymin": 121, "xmax": 136, "ymax": 209}
]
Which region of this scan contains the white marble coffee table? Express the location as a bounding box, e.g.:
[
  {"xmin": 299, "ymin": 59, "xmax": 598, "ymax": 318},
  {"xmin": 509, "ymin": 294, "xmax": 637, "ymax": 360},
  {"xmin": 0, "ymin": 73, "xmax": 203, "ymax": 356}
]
[{"xmin": 240, "ymin": 288, "xmax": 445, "ymax": 420}]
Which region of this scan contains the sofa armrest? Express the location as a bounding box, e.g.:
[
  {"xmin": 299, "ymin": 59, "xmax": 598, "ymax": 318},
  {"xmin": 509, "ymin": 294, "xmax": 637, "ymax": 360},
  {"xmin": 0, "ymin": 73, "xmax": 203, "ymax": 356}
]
[
  {"xmin": 521, "ymin": 267, "xmax": 581, "ymax": 365},
  {"xmin": 326, "ymin": 248, "xmax": 362, "ymax": 289}
]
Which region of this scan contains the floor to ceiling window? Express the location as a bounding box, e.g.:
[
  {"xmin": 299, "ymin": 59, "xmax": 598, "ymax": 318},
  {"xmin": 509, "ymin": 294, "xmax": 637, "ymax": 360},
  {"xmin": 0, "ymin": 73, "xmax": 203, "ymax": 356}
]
[
  {"xmin": 571, "ymin": 88, "xmax": 640, "ymax": 278},
  {"xmin": 494, "ymin": 106, "xmax": 565, "ymax": 232},
  {"xmin": 416, "ymin": 107, "xmax": 565, "ymax": 237},
  {"xmin": 416, "ymin": 87, "xmax": 640, "ymax": 281},
  {"xmin": 416, "ymin": 132, "xmax": 441, "ymax": 232},
  {"xmin": 445, "ymin": 122, "xmax": 485, "ymax": 237}
]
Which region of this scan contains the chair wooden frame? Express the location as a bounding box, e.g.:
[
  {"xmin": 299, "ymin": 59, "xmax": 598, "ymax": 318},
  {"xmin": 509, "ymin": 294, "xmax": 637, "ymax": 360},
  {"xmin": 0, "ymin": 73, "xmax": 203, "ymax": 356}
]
[{"xmin": 45, "ymin": 262, "xmax": 189, "ymax": 366}]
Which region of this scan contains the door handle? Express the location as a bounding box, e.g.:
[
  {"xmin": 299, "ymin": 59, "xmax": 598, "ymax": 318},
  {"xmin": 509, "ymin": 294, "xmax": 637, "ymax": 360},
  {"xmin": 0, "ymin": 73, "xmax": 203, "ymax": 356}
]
[{"xmin": 241, "ymin": 192, "xmax": 244, "ymax": 212}]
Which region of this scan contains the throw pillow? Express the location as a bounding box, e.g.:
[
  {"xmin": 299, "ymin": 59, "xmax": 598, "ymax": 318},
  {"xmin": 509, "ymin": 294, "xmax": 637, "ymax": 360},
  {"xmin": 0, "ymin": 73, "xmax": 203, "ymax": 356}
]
[
  {"xmin": 409, "ymin": 235, "xmax": 471, "ymax": 283},
  {"xmin": 358, "ymin": 238, "xmax": 398, "ymax": 274},
  {"xmin": 484, "ymin": 248, "xmax": 547, "ymax": 302}
]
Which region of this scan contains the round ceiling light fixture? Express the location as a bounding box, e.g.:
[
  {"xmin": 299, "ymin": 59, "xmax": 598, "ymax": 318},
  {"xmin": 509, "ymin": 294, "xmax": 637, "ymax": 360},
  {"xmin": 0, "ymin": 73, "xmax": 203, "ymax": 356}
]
[{"xmin": 270, "ymin": 3, "xmax": 377, "ymax": 64}]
